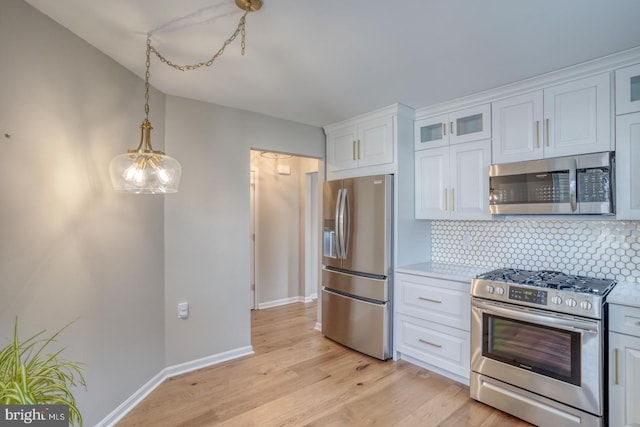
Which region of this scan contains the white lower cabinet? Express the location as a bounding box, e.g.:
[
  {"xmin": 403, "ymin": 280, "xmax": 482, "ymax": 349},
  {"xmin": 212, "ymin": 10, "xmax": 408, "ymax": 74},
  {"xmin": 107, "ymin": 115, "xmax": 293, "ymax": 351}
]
[
  {"xmin": 609, "ymin": 304, "xmax": 640, "ymax": 427},
  {"xmin": 394, "ymin": 272, "xmax": 470, "ymax": 384}
]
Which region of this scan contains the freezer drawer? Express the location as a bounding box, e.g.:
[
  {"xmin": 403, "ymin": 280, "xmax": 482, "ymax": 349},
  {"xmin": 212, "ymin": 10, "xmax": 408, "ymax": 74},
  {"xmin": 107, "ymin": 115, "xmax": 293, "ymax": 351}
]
[
  {"xmin": 322, "ymin": 268, "xmax": 388, "ymax": 302},
  {"xmin": 321, "ymin": 288, "xmax": 390, "ymax": 360}
]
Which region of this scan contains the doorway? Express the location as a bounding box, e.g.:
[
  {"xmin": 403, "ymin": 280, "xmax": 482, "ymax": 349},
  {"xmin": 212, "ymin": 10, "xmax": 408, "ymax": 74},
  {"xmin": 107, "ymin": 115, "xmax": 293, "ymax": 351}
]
[{"xmin": 249, "ymin": 149, "xmax": 320, "ymax": 310}]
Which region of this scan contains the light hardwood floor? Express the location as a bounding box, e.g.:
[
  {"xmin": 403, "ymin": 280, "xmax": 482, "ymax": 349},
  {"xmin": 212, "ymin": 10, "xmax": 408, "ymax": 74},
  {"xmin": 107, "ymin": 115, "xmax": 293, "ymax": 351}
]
[{"xmin": 117, "ymin": 301, "xmax": 531, "ymax": 426}]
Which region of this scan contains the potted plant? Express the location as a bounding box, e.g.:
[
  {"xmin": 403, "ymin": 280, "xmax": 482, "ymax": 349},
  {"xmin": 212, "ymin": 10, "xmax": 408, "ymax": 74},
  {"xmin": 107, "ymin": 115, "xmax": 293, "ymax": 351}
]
[{"xmin": 0, "ymin": 318, "xmax": 86, "ymax": 426}]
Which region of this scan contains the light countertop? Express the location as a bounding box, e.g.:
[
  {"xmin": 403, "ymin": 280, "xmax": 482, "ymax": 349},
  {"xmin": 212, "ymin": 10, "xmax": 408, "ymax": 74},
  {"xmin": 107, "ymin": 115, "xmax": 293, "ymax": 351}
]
[
  {"xmin": 607, "ymin": 281, "xmax": 640, "ymax": 308},
  {"xmin": 395, "ymin": 262, "xmax": 492, "ymax": 283}
]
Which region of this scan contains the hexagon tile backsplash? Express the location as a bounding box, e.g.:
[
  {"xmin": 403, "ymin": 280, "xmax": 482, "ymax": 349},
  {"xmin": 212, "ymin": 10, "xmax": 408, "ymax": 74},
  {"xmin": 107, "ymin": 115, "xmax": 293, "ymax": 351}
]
[{"xmin": 431, "ymin": 220, "xmax": 640, "ymax": 283}]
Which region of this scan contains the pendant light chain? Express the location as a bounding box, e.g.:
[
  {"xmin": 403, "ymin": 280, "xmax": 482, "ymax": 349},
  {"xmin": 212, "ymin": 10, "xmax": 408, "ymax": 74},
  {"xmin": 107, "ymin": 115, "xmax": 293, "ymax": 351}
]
[
  {"xmin": 148, "ymin": 9, "xmax": 249, "ymax": 72},
  {"xmin": 144, "ymin": 37, "xmax": 152, "ymax": 122}
]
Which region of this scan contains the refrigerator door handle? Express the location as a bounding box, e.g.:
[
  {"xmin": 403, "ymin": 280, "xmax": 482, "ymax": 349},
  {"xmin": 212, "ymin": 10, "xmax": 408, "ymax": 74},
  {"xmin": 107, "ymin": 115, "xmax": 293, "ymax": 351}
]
[
  {"xmin": 342, "ymin": 187, "xmax": 350, "ymax": 259},
  {"xmin": 337, "ymin": 188, "xmax": 347, "ymax": 259},
  {"xmin": 335, "ymin": 188, "xmax": 343, "ymax": 259}
]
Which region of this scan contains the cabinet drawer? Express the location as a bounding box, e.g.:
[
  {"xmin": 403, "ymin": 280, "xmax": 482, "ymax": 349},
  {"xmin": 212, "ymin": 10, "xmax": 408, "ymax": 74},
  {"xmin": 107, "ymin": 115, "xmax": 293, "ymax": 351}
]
[
  {"xmin": 609, "ymin": 304, "xmax": 640, "ymax": 336},
  {"xmin": 395, "ymin": 273, "xmax": 470, "ymax": 331},
  {"xmin": 395, "ymin": 313, "xmax": 470, "ymax": 380}
]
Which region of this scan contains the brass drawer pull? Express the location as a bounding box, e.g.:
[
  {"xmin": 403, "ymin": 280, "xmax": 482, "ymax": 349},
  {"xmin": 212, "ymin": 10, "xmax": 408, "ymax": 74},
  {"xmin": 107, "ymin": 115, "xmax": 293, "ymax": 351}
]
[
  {"xmin": 418, "ymin": 297, "xmax": 442, "ymax": 304},
  {"xmin": 419, "ymin": 339, "xmax": 442, "ymax": 348}
]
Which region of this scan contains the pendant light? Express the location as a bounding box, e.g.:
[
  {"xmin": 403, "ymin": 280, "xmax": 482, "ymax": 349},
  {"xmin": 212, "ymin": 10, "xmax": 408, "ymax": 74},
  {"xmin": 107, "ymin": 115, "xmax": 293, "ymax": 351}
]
[{"xmin": 109, "ymin": 0, "xmax": 262, "ymax": 194}]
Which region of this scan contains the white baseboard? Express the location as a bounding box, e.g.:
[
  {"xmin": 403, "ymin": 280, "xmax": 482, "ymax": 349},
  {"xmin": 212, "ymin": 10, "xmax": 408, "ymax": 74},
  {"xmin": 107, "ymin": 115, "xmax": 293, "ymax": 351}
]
[
  {"xmin": 96, "ymin": 346, "xmax": 254, "ymax": 427},
  {"xmin": 259, "ymin": 295, "xmax": 317, "ymax": 309}
]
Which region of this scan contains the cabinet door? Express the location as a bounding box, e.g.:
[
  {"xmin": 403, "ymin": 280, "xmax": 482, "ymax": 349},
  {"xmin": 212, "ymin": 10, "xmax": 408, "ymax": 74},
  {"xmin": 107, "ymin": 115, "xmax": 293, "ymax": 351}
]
[
  {"xmin": 616, "ymin": 63, "xmax": 640, "ymax": 115},
  {"xmin": 609, "ymin": 332, "xmax": 640, "ymax": 427},
  {"xmin": 449, "ymin": 104, "xmax": 491, "ymax": 145},
  {"xmin": 415, "ymin": 114, "xmax": 448, "ymax": 150},
  {"xmin": 415, "ymin": 147, "xmax": 449, "ymax": 219},
  {"xmin": 326, "ymin": 125, "xmax": 358, "ymax": 172},
  {"xmin": 543, "ymin": 73, "xmax": 612, "ymax": 158},
  {"xmin": 616, "ymin": 112, "xmax": 640, "ymax": 219},
  {"xmin": 491, "ymin": 91, "xmax": 544, "ymax": 163},
  {"xmin": 357, "ymin": 115, "xmax": 393, "ymax": 168},
  {"xmin": 450, "ymin": 139, "xmax": 491, "ymax": 220}
]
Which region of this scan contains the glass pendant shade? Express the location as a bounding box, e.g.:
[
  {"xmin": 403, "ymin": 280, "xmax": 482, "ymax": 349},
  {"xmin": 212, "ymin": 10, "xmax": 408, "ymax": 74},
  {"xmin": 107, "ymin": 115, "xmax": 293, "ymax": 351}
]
[{"xmin": 109, "ymin": 119, "xmax": 181, "ymax": 194}]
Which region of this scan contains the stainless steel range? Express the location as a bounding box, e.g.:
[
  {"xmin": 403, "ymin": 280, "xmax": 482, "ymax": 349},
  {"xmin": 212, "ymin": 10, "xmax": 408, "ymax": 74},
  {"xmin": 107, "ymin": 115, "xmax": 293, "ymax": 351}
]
[{"xmin": 470, "ymin": 268, "xmax": 616, "ymax": 427}]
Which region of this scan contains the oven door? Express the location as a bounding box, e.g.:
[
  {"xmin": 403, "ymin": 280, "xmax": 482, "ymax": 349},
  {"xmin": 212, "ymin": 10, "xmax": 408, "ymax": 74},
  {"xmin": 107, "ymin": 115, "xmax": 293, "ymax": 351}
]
[{"xmin": 471, "ymin": 298, "xmax": 602, "ymax": 416}]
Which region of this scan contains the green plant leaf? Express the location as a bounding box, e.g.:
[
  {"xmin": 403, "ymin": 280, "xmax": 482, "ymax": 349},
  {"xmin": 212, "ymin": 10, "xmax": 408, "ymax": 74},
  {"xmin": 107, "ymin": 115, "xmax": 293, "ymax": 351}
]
[{"xmin": 0, "ymin": 317, "xmax": 86, "ymax": 426}]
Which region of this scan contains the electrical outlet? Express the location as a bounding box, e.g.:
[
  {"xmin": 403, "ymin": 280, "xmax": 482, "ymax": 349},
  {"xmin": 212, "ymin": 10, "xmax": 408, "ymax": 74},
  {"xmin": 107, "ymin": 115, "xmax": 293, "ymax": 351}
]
[
  {"xmin": 178, "ymin": 302, "xmax": 189, "ymax": 319},
  {"xmin": 462, "ymin": 233, "xmax": 472, "ymax": 249}
]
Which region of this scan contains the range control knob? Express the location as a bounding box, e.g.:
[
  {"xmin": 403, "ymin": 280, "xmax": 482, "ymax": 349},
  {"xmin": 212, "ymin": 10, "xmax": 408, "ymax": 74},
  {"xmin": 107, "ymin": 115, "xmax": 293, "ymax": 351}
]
[
  {"xmin": 496, "ymin": 286, "xmax": 505, "ymax": 296},
  {"xmin": 486, "ymin": 285, "xmax": 495, "ymax": 294},
  {"xmin": 566, "ymin": 298, "xmax": 577, "ymax": 307},
  {"xmin": 580, "ymin": 300, "xmax": 593, "ymax": 311},
  {"xmin": 551, "ymin": 295, "xmax": 563, "ymax": 305}
]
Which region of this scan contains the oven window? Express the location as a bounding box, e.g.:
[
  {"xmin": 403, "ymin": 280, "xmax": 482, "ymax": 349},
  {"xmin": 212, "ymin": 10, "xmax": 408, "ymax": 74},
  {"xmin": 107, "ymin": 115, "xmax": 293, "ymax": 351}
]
[{"xmin": 483, "ymin": 313, "xmax": 581, "ymax": 385}]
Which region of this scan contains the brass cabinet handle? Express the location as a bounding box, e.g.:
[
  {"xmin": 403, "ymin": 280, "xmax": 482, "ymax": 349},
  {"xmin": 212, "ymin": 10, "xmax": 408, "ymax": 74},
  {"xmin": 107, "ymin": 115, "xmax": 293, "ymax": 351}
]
[
  {"xmin": 535, "ymin": 120, "xmax": 540, "ymax": 148},
  {"xmin": 357, "ymin": 140, "xmax": 361, "ymax": 160},
  {"xmin": 545, "ymin": 119, "xmax": 550, "ymax": 147},
  {"xmin": 418, "ymin": 296, "xmax": 442, "ymax": 304},
  {"xmin": 352, "ymin": 140, "xmax": 356, "ymax": 160},
  {"xmin": 442, "ymin": 122, "xmax": 447, "ymax": 136},
  {"xmin": 451, "ymin": 188, "xmax": 454, "ymax": 211},
  {"xmin": 615, "ymin": 348, "xmax": 619, "ymax": 385},
  {"xmin": 419, "ymin": 339, "xmax": 442, "ymax": 348},
  {"xmin": 450, "ymin": 121, "xmax": 454, "ymax": 135},
  {"xmin": 443, "ymin": 188, "xmax": 448, "ymax": 211}
]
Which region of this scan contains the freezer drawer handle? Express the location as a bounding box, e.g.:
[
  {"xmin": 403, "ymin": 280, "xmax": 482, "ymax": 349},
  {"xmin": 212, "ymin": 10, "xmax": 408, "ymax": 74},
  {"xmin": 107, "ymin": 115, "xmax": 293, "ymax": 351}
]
[
  {"xmin": 418, "ymin": 296, "xmax": 442, "ymax": 304},
  {"xmin": 418, "ymin": 338, "xmax": 442, "ymax": 348}
]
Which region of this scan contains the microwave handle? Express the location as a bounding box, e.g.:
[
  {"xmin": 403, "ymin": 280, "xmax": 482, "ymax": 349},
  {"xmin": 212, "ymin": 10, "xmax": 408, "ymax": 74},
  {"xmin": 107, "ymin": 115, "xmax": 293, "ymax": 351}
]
[{"xmin": 569, "ymin": 159, "xmax": 577, "ymax": 212}]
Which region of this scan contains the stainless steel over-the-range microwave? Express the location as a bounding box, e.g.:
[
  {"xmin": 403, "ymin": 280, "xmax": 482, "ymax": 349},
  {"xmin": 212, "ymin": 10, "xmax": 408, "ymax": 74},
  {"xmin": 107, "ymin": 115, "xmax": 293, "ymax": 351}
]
[{"xmin": 489, "ymin": 151, "xmax": 615, "ymax": 215}]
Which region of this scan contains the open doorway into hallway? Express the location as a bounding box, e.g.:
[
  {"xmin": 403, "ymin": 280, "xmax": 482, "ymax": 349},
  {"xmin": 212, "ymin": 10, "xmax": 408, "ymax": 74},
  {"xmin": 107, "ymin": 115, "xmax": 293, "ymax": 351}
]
[{"xmin": 249, "ymin": 149, "xmax": 320, "ymax": 311}]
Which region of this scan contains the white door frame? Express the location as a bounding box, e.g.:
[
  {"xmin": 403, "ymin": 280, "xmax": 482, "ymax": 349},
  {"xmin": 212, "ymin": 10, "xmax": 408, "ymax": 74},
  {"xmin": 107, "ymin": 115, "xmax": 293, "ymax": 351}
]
[
  {"xmin": 304, "ymin": 172, "xmax": 319, "ymax": 302},
  {"xmin": 250, "ymin": 168, "xmax": 259, "ymax": 310}
]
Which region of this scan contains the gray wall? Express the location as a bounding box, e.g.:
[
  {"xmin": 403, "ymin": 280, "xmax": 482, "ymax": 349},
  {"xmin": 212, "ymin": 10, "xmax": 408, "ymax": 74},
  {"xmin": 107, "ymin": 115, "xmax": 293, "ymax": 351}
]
[
  {"xmin": 0, "ymin": 0, "xmax": 325, "ymax": 424},
  {"xmin": 0, "ymin": 1, "xmax": 165, "ymax": 425},
  {"xmin": 163, "ymin": 96, "xmax": 324, "ymax": 365}
]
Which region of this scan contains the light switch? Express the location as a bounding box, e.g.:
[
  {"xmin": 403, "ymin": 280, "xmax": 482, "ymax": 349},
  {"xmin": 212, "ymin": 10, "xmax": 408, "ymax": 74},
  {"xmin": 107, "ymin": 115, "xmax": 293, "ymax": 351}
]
[{"xmin": 178, "ymin": 302, "xmax": 189, "ymax": 319}]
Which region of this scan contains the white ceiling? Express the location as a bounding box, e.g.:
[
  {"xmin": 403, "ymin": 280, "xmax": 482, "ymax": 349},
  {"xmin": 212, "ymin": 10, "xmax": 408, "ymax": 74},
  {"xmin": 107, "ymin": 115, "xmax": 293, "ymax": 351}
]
[{"xmin": 24, "ymin": 0, "xmax": 640, "ymax": 127}]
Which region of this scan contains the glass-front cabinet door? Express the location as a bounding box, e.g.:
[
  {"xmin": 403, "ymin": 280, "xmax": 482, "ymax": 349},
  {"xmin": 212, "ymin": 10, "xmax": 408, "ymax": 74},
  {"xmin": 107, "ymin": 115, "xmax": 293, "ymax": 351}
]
[
  {"xmin": 415, "ymin": 114, "xmax": 448, "ymax": 149},
  {"xmin": 414, "ymin": 104, "xmax": 491, "ymax": 150},
  {"xmin": 616, "ymin": 63, "xmax": 640, "ymax": 115},
  {"xmin": 448, "ymin": 104, "xmax": 491, "ymax": 145}
]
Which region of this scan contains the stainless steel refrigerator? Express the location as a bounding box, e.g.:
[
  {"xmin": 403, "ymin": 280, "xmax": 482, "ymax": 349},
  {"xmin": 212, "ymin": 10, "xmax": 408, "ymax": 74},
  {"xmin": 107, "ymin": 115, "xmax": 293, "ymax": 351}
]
[{"xmin": 321, "ymin": 174, "xmax": 392, "ymax": 360}]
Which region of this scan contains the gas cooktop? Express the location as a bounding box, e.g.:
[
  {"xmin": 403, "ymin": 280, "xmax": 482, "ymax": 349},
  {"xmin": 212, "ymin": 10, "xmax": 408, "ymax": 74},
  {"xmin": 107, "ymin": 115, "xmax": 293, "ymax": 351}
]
[
  {"xmin": 471, "ymin": 268, "xmax": 617, "ymax": 319},
  {"xmin": 476, "ymin": 268, "xmax": 616, "ymax": 295}
]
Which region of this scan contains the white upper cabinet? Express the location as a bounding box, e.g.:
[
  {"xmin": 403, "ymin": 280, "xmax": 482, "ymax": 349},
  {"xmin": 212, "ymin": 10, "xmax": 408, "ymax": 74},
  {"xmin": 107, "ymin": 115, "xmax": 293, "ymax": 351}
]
[
  {"xmin": 415, "ymin": 104, "xmax": 490, "ymax": 150},
  {"xmin": 616, "ymin": 112, "xmax": 640, "ymax": 220},
  {"xmin": 326, "ymin": 114, "xmax": 393, "ymax": 173},
  {"xmin": 616, "ymin": 63, "xmax": 640, "ymax": 115},
  {"xmin": 491, "ymin": 91, "xmax": 543, "ymax": 163},
  {"xmin": 543, "ymin": 73, "xmax": 612, "ymax": 158},
  {"xmin": 492, "ymin": 73, "xmax": 612, "ymax": 163},
  {"xmin": 415, "ymin": 139, "xmax": 491, "ymax": 220}
]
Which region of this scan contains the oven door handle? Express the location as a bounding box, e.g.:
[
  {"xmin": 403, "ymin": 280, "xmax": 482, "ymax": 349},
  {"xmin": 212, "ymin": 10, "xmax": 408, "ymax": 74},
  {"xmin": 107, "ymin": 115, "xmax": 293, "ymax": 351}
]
[{"xmin": 472, "ymin": 299, "xmax": 600, "ymax": 334}]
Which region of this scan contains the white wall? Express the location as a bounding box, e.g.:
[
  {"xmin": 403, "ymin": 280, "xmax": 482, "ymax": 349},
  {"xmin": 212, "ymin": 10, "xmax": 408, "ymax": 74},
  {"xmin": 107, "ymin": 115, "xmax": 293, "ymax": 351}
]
[
  {"xmin": 164, "ymin": 97, "xmax": 324, "ymax": 365},
  {"xmin": 0, "ymin": 1, "xmax": 166, "ymax": 425}
]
